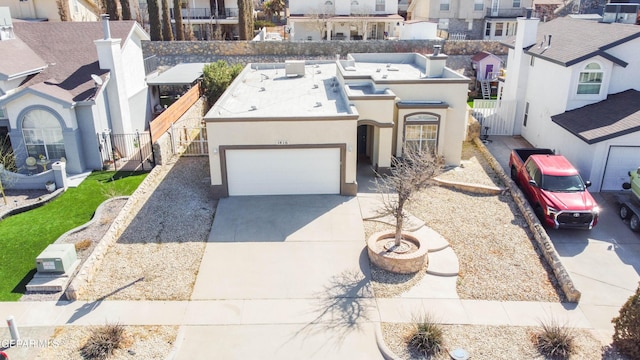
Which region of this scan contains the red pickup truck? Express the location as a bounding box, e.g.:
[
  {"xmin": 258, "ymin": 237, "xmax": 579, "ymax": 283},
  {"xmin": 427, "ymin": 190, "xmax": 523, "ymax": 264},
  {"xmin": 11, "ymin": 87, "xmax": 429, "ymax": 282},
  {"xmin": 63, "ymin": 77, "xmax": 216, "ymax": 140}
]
[{"xmin": 509, "ymin": 148, "xmax": 599, "ymax": 229}]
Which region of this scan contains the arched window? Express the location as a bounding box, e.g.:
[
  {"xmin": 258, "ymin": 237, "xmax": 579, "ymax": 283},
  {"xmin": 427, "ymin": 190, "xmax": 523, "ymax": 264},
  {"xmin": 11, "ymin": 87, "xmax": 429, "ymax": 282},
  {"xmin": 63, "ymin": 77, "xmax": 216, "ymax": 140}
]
[
  {"xmin": 577, "ymin": 62, "xmax": 603, "ymax": 95},
  {"xmin": 404, "ymin": 114, "xmax": 439, "ymax": 153},
  {"xmin": 21, "ymin": 109, "xmax": 66, "ymax": 160}
]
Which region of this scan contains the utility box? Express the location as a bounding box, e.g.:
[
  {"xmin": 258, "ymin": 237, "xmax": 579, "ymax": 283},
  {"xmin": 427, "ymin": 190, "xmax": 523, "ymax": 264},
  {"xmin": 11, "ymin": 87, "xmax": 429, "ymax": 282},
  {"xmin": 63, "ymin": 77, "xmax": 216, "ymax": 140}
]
[{"xmin": 35, "ymin": 244, "xmax": 77, "ymax": 273}]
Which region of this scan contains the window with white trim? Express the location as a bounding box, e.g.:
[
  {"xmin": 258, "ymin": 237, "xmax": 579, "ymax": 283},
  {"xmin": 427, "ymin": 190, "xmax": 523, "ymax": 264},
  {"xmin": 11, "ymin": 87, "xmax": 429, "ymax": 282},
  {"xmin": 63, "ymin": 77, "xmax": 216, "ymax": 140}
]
[
  {"xmin": 485, "ymin": 22, "xmax": 491, "ymax": 36},
  {"xmin": 474, "ymin": 0, "xmax": 484, "ymax": 11},
  {"xmin": 440, "ymin": 0, "xmax": 450, "ymax": 11},
  {"xmin": 523, "ymin": 102, "xmax": 529, "ymax": 127},
  {"xmin": 375, "ymin": 0, "xmax": 385, "ymax": 11},
  {"xmin": 513, "ymin": 0, "xmax": 521, "ymax": 7},
  {"xmin": 495, "ymin": 22, "xmax": 504, "ymax": 36},
  {"xmin": 21, "ymin": 109, "xmax": 66, "ymax": 160},
  {"xmin": 405, "ymin": 114, "xmax": 439, "ymax": 153},
  {"xmin": 577, "ymin": 62, "xmax": 603, "ymax": 95}
]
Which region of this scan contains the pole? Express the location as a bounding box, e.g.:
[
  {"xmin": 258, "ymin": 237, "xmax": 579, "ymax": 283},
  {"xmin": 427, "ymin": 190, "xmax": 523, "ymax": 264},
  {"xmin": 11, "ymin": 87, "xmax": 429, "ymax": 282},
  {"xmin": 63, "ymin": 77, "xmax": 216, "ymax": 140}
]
[{"xmin": 6, "ymin": 315, "xmax": 20, "ymax": 343}]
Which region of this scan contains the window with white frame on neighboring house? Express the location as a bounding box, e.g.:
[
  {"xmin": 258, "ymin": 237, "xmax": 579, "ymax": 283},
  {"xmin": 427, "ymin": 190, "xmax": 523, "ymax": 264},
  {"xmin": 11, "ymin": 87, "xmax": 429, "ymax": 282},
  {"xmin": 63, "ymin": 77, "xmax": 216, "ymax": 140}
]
[
  {"xmin": 21, "ymin": 109, "xmax": 66, "ymax": 160},
  {"xmin": 474, "ymin": 0, "xmax": 484, "ymax": 11},
  {"xmin": 495, "ymin": 22, "xmax": 504, "ymax": 36},
  {"xmin": 577, "ymin": 62, "xmax": 603, "ymax": 94},
  {"xmin": 513, "ymin": 0, "xmax": 521, "ymax": 7},
  {"xmin": 440, "ymin": 0, "xmax": 450, "ymax": 11},
  {"xmin": 376, "ymin": 0, "xmax": 385, "ymax": 11},
  {"xmin": 523, "ymin": 102, "xmax": 529, "ymax": 126},
  {"xmin": 404, "ymin": 114, "xmax": 440, "ymax": 153},
  {"xmin": 485, "ymin": 22, "xmax": 491, "ymax": 36},
  {"xmin": 506, "ymin": 22, "xmax": 517, "ymax": 36}
]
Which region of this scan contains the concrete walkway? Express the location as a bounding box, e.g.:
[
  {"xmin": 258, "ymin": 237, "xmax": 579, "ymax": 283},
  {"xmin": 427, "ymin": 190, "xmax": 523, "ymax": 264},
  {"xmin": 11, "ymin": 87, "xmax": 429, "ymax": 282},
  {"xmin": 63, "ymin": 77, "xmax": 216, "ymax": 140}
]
[{"xmin": 2, "ymin": 146, "xmax": 636, "ymax": 358}]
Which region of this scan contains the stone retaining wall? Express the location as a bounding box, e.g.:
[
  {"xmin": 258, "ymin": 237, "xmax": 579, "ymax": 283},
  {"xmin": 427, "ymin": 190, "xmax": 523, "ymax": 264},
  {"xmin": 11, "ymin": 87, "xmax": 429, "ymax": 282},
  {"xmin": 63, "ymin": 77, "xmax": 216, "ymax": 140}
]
[
  {"xmin": 65, "ymin": 162, "xmax": 174, "ymax": 300},
  {"xmin": 143, "ymin": 39, "xmax": 508, "ymax": 68},
  {"xmin": 473, "ymin": 137, "xmax": 582, "ymax": 303}
]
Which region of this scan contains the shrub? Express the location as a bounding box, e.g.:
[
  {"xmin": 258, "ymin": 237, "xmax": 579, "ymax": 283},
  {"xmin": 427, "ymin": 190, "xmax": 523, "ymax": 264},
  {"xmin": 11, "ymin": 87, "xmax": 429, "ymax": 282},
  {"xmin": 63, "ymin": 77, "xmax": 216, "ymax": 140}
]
[
  {"xmin": 612, "ymin": 283, "xmax": 640, "ymax": 359},
  {"xmin": 202, "ymin": 60, "xmax": 244, "ymax": 105},
  {"xmin": 406, "ymin": 314, "xmax": 444, "ymax": 357},
  {"xmin": 254, "ymin": 20, "xmax": 275, "ymax": 29},
  {"xmin": 74, "ymin": 239, "xmax": 92, "ymax": 251},
  {"xmin": 533, "ymin": 318, "xmax": 575, "ymax": 360},
  {"xmin": 79, "ymin": 323, "xmax": 125, "ymax": 360}
]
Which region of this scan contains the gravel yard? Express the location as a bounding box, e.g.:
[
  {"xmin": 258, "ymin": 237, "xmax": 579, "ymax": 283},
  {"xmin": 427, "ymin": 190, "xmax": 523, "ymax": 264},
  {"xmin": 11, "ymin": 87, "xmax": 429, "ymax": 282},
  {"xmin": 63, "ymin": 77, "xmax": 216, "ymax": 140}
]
[
  {"xmin": 367, "ymin": 142, "xmax": 564, "ymax": 302},
  {"xmin": 35, "ymin": 325, "xmax": 177, "ymax": 360},
  {"xmin": 381, "ymin": 323, "xmax": 617, "ymax": 360},
  {"xmin": 80, "ymin": 156, "xmax": 216, "ymax": 301}
]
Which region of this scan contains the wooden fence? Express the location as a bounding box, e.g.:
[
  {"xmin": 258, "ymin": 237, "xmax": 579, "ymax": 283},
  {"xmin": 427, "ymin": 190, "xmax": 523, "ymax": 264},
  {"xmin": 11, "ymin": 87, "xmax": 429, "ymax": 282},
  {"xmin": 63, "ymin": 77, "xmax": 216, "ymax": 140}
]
[{"xmin": 150, "ymin": 83, "xmax": 203, "ymax": 142}]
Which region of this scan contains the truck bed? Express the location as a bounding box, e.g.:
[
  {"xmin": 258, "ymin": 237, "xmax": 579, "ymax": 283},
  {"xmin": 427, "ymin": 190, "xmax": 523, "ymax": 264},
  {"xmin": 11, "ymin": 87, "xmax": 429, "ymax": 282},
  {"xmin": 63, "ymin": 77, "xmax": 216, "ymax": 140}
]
[{"xmin": 512, "ymin": 148, "xmax": 555, "ymax": 163}]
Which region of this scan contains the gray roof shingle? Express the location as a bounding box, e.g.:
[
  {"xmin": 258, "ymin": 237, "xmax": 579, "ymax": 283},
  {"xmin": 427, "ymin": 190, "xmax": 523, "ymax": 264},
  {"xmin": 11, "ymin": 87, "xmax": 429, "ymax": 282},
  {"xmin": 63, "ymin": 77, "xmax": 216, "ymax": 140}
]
[
  {"xmin": 503, "ymin": 17, "xmax": 640, "ymax": 67},
  {"xmin": 551, "ymin": 89, "xmax": 640, "ymax": 144},
  {"xmin": 0, "ymin": 36, "xmax": 47, "ymax": 80},
  {"xmin": 11, "ymin": 21, "xmax": 138, "ymax": 102}
]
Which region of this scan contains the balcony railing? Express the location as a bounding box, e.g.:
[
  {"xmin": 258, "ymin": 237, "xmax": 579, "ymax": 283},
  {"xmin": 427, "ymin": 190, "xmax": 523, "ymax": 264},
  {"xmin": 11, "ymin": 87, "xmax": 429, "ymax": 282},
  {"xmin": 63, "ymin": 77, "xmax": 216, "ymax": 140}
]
[
  {"xmin": 169, "ymin": 8, "xmax": 238, "ymax": 20},
  {"xmin": 486, "ymin": 7, "xmax": 526, "ymax": 17}
]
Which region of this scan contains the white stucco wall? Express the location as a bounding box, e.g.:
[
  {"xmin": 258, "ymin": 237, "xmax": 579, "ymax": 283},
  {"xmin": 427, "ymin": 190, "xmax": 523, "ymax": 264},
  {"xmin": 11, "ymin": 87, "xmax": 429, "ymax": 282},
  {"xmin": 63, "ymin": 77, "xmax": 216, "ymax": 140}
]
[
  {"xmin": 290, "ymin": 0, "xmax": 397, "ymax": 15},
  {"xmin": 519, "ymin": 59, "xmax": 571, "ymax": 146},
  {"xmin": 606, "ymin": 37, "xmax": 640, "ymax": 94},
  {"xmin": 6, "ymin": 93, "xmax": 76, "ymax": 130},
  {"xmin": 207, "ymin": 119, "xmax": 357, "ymax": 187},
  {"xmin": 121, "ymin": 33, "xmax": 148, "ymax": 97}
]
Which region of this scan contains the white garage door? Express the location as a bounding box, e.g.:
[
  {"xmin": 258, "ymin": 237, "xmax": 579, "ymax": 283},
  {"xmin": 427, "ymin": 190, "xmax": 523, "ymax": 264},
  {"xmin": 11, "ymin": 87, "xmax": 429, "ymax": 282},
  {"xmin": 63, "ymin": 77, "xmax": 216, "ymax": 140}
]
[
  {"xmin": 226, "ymin": 148, "xmax": 341, "ymax": 196},
  {"xmin": 601, "ymin": 146, "xmax": 640, "ymax": 191}
]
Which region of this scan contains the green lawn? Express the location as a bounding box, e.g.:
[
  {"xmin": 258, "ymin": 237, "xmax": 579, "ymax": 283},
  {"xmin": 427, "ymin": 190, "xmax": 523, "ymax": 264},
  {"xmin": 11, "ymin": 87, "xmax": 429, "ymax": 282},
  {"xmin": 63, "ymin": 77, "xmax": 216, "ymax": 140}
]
[{"xmin": 0, "ymin": 171, "xmax": 148, "ymax": 301}]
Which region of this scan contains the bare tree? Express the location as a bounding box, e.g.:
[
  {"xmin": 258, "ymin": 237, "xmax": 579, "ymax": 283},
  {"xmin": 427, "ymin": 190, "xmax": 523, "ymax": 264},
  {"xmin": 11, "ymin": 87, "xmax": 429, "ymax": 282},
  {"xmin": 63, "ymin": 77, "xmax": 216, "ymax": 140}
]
[
  {"xmin": 375, "ymin": 148, "xmax": 444, "ymax": 247},
  {"xmin": 351, "ymin": 5, "xmax": 373, "ymax": 39},
  {"xmin": 308, "ymin": 5, "xmax": 334, "ymax": 40}
]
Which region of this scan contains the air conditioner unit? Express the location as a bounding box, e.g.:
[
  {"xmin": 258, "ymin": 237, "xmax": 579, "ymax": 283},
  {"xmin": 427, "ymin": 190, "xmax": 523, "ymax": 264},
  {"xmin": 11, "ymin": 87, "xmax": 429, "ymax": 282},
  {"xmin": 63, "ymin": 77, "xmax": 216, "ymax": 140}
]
[
  {"xmin": 35, "ymin": 244, "xmax": 78, "ymax": 273},
  {"xmin": 285, "ymin": 60, "xmax": 305, "ymax": 77}
]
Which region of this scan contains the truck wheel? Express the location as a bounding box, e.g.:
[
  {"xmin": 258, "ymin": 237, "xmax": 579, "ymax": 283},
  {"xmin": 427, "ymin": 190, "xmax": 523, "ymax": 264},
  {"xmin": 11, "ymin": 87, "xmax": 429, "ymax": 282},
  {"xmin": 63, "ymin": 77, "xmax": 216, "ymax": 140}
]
[
  {"xmin": 510, "ymin": 166, "xmax": 518, "ymax": 182},
  {"xmin": 620, "ymin": 205, "xmax": 630, "ymax": 219},
  {"xmin": 631, "ymin": 214, "xmax": 640, "ymax": 232}
]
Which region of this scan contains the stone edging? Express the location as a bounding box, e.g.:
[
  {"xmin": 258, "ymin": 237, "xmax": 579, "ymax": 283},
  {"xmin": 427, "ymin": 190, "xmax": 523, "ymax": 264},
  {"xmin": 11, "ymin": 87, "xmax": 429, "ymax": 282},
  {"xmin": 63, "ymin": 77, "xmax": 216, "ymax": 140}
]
[
  {"xmin": 472, "ymin": 137, "xmax": 581, "ymax": 302},
  {"xmin": 54, "ymin": 196, "xmax": 130, "ymax": 243},
  {"xmin": 433, "ymin": 177, "xmax": 505, "ymax": 195},
  {"xmin": 0, "ymin": 188, "xmax": 65, "ymax": 220},
  {"xmin": 65, "ymin": 163, "xmax": 174, "ymax": 300}
]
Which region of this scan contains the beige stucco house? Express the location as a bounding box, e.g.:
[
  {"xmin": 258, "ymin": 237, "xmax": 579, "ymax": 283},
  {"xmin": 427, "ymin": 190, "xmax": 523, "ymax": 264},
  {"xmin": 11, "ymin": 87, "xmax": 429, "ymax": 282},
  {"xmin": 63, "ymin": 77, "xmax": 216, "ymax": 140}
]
[{"xmin": 204, "ymin": 50, "xmax": 470, "ymax": 197}]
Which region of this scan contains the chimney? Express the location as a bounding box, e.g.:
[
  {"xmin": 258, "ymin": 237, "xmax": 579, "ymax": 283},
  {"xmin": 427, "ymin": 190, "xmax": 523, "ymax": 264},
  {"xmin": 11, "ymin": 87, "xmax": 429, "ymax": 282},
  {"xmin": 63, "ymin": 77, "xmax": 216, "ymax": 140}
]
[
  {"xmin": 425, "ymin": 45, "xmax": 447, "ymax": 77},
  {"xmin": 101, "ymin": 14, "xmax": 111, "ymax": 40},
  {"xmin": 515, "ymin": 8, "xmax": 539, "ymax": 49}
]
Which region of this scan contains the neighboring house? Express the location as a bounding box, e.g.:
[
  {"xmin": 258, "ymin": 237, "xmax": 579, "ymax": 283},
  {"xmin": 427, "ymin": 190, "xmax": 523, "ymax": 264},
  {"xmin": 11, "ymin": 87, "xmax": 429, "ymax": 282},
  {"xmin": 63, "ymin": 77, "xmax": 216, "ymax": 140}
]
[
  {"xmin": 407, "ymin": 0, "xmax": 533, "ymax": 40},
  {"xmin": 0, "ymin": 9, "xmax": 151, "ymax": 175},
  {"xmin": 0, "ymin": 0, "xmax": 101, "ymax": 21},
  {"xmin": 498, "ymin": 14, "xmax": 640, "ymax": 191},
  {"xmin": 287, "ymin": 0, "xmax": 403, "ymax": 40},
  {"xmin": 140, "ymin": 0, "xmax": 240, "ymax": 40},
  {"xmin": 397, "ymin": 19, "xmax": 438, "ymax": 39},
  {"xmin": 204, "ymin": 50, "xmax": 470, "ymax": 197}
]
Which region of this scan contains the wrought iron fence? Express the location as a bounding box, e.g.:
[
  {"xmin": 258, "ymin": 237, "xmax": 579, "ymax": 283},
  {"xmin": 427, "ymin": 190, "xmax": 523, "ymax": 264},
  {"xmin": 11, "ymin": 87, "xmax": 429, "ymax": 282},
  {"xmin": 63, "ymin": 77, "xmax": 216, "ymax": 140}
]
[{"xmin": 98, "ymin": 131, "xmax": 155, "ymax": 172}]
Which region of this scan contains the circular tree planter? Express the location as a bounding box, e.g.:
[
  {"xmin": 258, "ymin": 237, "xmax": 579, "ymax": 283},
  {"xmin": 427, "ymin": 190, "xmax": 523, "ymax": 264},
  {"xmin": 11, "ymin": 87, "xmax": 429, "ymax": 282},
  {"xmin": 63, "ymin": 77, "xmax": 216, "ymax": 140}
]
[{"xmin": 367, "ymin": 231, "xmax": 428, "ymax": 274}]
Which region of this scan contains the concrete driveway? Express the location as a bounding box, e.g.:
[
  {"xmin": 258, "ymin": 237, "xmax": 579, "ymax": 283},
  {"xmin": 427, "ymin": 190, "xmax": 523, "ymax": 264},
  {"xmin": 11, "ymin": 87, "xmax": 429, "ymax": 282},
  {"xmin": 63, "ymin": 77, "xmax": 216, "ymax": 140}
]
[
  {"xmin": 183, "ymin": 195, "xmax": 382, "ymax": 359},
  {"xmin": 486, "ymin": 136, "xmax": 640, "ymax": 338}
]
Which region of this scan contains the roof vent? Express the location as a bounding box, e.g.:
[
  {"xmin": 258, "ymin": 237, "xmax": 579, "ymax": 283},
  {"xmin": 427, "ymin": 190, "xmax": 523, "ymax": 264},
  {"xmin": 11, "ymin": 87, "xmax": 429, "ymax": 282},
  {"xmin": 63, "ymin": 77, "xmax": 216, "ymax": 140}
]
[
  {"xmin": 312, "ymin": 84, "xmax": 319, "ymax": 89},
  {"xmin": 250, "ymin": 105, "xmax": 257, "ymax": 111},
  {"xmin": 259, "ymin": 87, "xmax": 266, "ymax": 92},
  {"xmin": 315, "ymin": 101, "xmax": 322, "ymax": 107}
]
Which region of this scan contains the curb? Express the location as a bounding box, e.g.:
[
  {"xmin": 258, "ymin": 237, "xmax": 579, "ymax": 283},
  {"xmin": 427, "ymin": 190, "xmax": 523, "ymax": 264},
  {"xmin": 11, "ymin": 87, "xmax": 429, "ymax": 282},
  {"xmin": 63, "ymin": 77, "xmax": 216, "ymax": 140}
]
[
  {"xmin": 375, "ymin": 321, "xmax": 401, "ymax": 360},
  {"xmin": 433, "ymin": 177, "xmax": 505, "ymax": 195},
  {"xmin": 54, "ymin": 196, "xmax": 130, "ymax": 243},
  {"xmin": 0, "ymin": 188, "xmax": 65, "ymax": 220}
]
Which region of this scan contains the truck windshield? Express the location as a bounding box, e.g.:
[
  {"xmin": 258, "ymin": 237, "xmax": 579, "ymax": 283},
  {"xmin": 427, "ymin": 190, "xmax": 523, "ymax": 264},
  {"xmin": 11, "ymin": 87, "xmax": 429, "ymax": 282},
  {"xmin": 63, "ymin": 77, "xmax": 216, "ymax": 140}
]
[{"xmin": 541, "ymin": 175, "xmax": 585, "ymax": 192}]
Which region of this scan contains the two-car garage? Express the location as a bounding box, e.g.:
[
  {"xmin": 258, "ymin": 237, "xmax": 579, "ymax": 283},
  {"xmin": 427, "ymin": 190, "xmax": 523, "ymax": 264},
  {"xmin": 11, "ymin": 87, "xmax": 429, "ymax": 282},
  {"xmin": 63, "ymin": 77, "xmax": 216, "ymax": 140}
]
[{"xmin": 224, "ymin": 147, "xmax": 342, "ymax": 196}]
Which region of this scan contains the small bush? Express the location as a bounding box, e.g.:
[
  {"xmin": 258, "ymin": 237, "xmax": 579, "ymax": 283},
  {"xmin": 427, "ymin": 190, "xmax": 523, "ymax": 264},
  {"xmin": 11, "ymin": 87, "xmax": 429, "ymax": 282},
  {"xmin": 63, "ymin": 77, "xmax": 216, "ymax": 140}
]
[
  {"xmin": 74, "ymin": 239, "xmax": 92, "ymax": 251},
  {"xmin": 533, "ymin": 319, "xmax": 575, "ymax": 360},
  {"xmin": 79, "ymin": 323, "xmax": 125, "ymax": 360},
  {"xmin": 406, "ymin": 314, "xmax": 444, "ymax": 357},
  {"xmin": 612, "ymin": 283, "xmax": 640, "ymax": 359}
]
